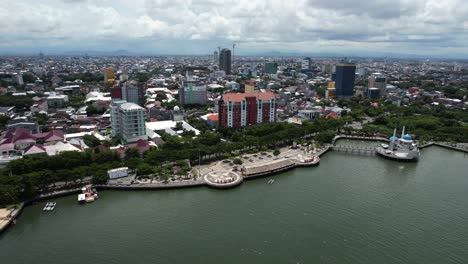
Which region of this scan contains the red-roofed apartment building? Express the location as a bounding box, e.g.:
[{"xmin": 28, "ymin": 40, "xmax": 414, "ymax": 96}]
[{"xmin": 218, "ymin": 92, "xmax": 277, "ymax": 128}]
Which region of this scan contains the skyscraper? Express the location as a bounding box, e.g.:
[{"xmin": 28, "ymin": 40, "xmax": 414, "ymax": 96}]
[
  {"xmin": 219, "ymin": 48, "xmax": 232, "ymax": 74},
  {"xmin": 301, "ymin": 57, "xmax": 312, "ymax": 72},
  {"xmin": 335, "ymin": 64, "xmax": 356, "ymax": 99}
]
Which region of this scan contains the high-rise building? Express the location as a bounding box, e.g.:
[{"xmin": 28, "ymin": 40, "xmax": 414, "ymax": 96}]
[
  {"xmin": 368, "ymin": 73, "xmax": 387, "ymax": 97},
  {"xmin": 326, "ymin": 81, "xmax": 336, "ymax": 100},
  {"xmin": 179, "ymin": 74, "xmax": 207, "ymax": 105},
  {"xmin": 264, "ymin": 62, "xmax": 278, "ymax": 75},
  {"xmin": 121, "ymin": 81, "xmax": 145, "ymax": 106},
  {"xmin": 111, "ymin": 101, "xmax": 147, "ymax": 143},
  {"xmin": 335, "ymin": 64, "xmax": 356, "ymax": 99},
  {"xmin": 213, "ymin": 51, "xmax": 219, "ymax": 63},
  {"xmin": 179, "ymin": 84, "xmax": 207, "ymax": 105},
  {"xmin": 301, "ymin": 57, "xmax": 312, "ymax": 72},
  {"xmin": 218, "ymin": 92, "xmax": 277, "ymax": 128},
  {"xmin": 110, "ymin": 86, "xmax": 123, "ymax": 102},
  {"xmin": 219, "ymin": 48, "xmax": 232, "ymax": 74},
  {"xmin": 104, "ymin": 67, "xmax": 115, "ymax": 83}
]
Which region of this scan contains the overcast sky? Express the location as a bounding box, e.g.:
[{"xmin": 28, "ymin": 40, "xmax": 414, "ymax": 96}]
[{"xmin": 1, "ymin": 0, "xmax": 467, "ymax": 57}]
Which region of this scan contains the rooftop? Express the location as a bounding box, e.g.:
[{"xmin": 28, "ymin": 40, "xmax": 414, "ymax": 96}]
[
  {"xmin": 222, "ymin": 92, "xmax": 276, "ymax": 103},
  {"xmin": 120, "ymin": 102, "xmax": 144, "ymax": 111}
]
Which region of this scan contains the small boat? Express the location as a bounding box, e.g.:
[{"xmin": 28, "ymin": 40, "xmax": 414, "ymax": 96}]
[
  {"xmin": 268, "ymin": 179, "xmax": 275, "ymax": 184},
  {"xmin": 381, "ymin": 143, "xmax": 389, "ymax": 149},
  {"xmin": 49, "ymin": 202, "xmax": 56, "ymax": 211},
  {"xmin": 78, "ymin": 194, "xmax": 86, "ymax": 204},
  {"xmin": 43, "ymin": 202, "xmax": 51, "ymax": 211}
]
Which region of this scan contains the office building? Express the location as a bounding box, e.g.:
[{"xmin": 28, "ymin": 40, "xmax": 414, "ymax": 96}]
[
  {"xmin": 301, "ymin": 57, "xmax": 312, "ymax": 72},
  {"xmin": 111, "ymin": 101, "xmax": 147, "ymax": 143},
  {"xmin": 369, "ymin": 73, "xmax": 387, "ymax": 97},
  {"xmin": 218, "ymin": 92, "xmax": 277, "ymax": 128},
  {"xmin": 104, "ymin": 67, "xmax": 115, "ymax": 83},
  {"xmin": 335, "ymin": 64, "xmax": 356, "ymax": 99},
  {"xmin": 264, "ymin": 62, "xmax": 278, "ymax": 75},
  {"xmin": 219, "ymin": 48, "xmax": 232, "ymax": 74}
]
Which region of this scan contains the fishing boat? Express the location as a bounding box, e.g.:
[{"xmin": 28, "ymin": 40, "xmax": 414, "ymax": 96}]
[{"xmin": 78, "ymin": 185, "xmax": 98, "ymax": 204}]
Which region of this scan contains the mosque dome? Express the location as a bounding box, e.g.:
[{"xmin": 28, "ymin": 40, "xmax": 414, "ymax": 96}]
[
  {"xmin": 403, "ymin": 134, "xmax": 412, "ymax": 140},
  {"xmin": 389, "ymin": 136, "xmax": 398, "ymax": 142}
]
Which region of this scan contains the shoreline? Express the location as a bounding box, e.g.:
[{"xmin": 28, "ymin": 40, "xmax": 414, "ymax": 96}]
[{"xmin": 1, "ymin": 140, "xmax": 464, "ymax": 236}]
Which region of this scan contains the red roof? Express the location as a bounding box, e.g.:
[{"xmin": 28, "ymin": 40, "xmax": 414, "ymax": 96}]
[
  {"xmin": 207, "ymin": 114, "xmax": 219, "ymax": 122},
  {"xmin": 222, "ymin": 92, "xmax": 276, "ymax": 103}
]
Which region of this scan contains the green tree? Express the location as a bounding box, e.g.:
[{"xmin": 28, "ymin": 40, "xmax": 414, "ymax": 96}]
[{"xmin": 83, "ymin": 135, "xmax": 101, "ymax": 148}]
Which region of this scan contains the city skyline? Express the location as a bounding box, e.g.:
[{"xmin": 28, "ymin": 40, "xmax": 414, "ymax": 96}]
[{"xmin": 1, "ymin": 0, "xmax": 468, "ymax": 58}]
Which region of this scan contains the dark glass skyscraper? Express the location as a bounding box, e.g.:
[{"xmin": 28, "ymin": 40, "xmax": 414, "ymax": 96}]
[
  {"xmin": 219, "ymin": 48, "xmax": 232, "ymax": 74},
  {"xmin": 335, "ymin": 64, "xmax": 356, "ymax": 99}
]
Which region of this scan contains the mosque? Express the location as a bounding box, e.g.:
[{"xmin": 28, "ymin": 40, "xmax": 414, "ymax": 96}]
[{"xmin": 376, "ymin": 126, "xmax": 420, "ymax": 161}]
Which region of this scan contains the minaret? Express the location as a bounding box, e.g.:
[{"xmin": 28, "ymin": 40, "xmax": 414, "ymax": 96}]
[{"xmin": 401, "ymin": 126, "xmax": 405, "ymax": 139}]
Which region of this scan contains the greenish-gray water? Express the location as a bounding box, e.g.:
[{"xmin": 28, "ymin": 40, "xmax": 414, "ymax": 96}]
[{"xmin": 1, "ymin": 146, "xmax": 467, "ymax": 264}]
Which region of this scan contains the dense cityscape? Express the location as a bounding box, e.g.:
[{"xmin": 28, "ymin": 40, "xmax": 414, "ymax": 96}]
[{"xmin": 0, "ymin": 51, "xmax": 465, "ymax": 202}]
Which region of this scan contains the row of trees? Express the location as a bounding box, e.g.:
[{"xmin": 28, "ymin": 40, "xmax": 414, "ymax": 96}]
[{"xmin": 0, "ymin": 120, "xmax": 344, "ymax": 206}]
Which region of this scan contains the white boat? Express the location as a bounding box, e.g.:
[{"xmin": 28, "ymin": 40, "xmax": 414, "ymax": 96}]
[
  {"xmin": 268, "ymin": 179, "xmax": 275, "ymax": 184},
  {"xmin": 49, "ymin": 202, "xmax": 56, "ymax": 211},
  {"xmin": 43, "ymin": 202, "xmax": 51, "ymax": 211},
  {"xmin": 78, "ymin": 194, "xmax": 86, "ymax": 204},
  {"xmin": 380, "ymin": 143, "xmax": 389, "ymax": 149}
]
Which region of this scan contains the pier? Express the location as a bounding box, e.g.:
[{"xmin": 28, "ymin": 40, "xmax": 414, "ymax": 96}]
[
  {"xmin": 331, "ymin": 145, "xmax": 376, "ymax": 155},
  {"xmin": 332, "ymin": 135, "xmax": 389, "ymax": 145}
]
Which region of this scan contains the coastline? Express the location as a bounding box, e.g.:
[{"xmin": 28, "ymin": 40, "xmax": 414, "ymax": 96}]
[{"xmin": 1, "ymin": 140, "xmax": 465, "ymax": 235}]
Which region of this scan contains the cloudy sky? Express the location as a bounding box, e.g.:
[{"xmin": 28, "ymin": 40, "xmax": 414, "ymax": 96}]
[{"xmin": 1, "ymin": 0, "xmax": 467, "ymax": 57}]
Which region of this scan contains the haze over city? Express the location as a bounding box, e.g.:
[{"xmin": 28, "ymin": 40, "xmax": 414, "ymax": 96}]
[{"xmin": 1, "ymin": 0, "xmax": 468, "ymax": 58}]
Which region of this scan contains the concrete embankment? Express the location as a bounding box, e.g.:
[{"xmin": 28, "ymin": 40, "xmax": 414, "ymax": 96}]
[
  {"xmin": 0, "ymin": 203, "xmax": 25, "ymax": 234},
  {"xmin": 420, "ymin": 142, "xmax": 468, "ymax": 153}
]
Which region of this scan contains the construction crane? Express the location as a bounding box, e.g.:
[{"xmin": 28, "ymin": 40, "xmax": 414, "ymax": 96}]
[{"xmin": 232, "ymin": 43, "xmax": 237, "ymax": 69}]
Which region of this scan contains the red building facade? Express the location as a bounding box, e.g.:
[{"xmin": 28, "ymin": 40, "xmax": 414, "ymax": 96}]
[{"xmin": 218, "ymin": 92, "xmax": 277, "ymax": 128}]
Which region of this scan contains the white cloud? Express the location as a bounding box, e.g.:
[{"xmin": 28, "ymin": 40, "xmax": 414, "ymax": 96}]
[{"xmin": 0, "ymin": 0, "xmax": 467, "ymax": 56}]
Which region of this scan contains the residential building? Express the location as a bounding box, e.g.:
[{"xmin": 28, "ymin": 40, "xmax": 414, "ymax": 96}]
[
  {"xmin": 47, "ymin": 92, "xmax": 69, "ymax": 108},
  {"xmin": 111, "ymin": 102, "xmax": 147, "ymax": 143},
  {"xmin": 218, "ymin": 92, "xmax": 277, "ymax": 128},
  {"xmin": 298, "ymin": 109, "xmax": 322, "ymax": 121},
  {"xmin": 335, "ymin": 64, "xmax": 356, "ymax": 99},
  {"xmin": 121, "ymin": 81, "xmax": 145, "ymax": 106}
]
